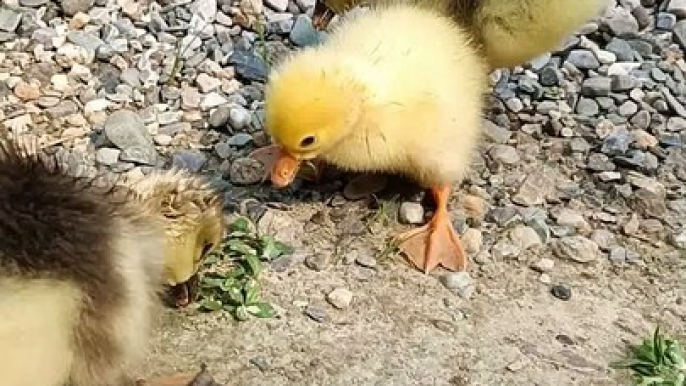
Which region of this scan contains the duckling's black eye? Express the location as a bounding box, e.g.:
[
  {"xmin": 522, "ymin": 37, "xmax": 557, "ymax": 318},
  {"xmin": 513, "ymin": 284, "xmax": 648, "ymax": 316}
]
[{"xmin": 299, "ymin": 136, "xmax": 316, "ymax": 148}]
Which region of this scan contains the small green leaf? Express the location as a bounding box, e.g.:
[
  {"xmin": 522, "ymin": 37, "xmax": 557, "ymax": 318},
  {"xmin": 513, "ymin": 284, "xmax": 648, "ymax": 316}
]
[
  {"xmin": 235, "ymin": 305, "xmax": 250, "ymax": 321},
  {"xmin": 258, "ymin": 235, "xmax": 294, "ymax": 259},
  {"xmin": 244, "ymin": 279, "xmax": 261, "ymax": 304},
  {"xmin": 203, "ymin": 254, "xmax": 219, "ymax": 265},
  {"xmin": 225, "ymin": 239, "xmax": 256, "ymax": 256},
  {"xmin": 246, "ymin": 302, "xmax": 275, "ymax": 318},
  {"xmin": 219, "ymin": 278, "xmax": 237, "ymax": 292},
  {"xmin": 199, "ymin": 299, "xmax": 223, "ymax": 312},
  {"xmin": 230, "ymin": 217, "xmax": 250, "ymax": 233},
  {"xmin": 244, "ymin": 253, "xmax": 262, "ymax": 276},
  {"xmin": 655, "ymin": 326, "xmax": 665, "ymax": 366},
  {"xmin": 227, "ymin": 286, "xmax": 245, "ymax": 305},
  {"xmin": 201, "ymin": 277, "xmax": 224, "ymax": 289}
]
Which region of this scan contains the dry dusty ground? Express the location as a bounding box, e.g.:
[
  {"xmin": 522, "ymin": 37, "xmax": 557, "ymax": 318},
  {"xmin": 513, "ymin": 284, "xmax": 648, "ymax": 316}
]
[{"xmin": 143, "ymin": 174, "xmax": 686, "ymax": 386}]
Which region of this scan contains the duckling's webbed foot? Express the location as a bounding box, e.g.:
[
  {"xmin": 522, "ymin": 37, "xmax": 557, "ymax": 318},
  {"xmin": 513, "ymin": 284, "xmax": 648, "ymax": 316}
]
[{"xmin": 395, "ymin": 185, "xmax": 468, "ymax": 273}]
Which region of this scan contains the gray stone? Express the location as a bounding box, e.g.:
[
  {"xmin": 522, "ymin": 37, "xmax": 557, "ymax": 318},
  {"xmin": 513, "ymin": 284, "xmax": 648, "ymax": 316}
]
[
  {"xmin": 290, "ymin": 14, "xmax": 324, "ymax": 47},
  {"xmin": 509, "ymin": 226, "xmax": 543, "ymax": 251},
  {"xmin": 506, "ymin": 98, "xmax": 524, "ymax": 113},
  {"xmin": 611, "ymin": 74, "xmax": 638, "ymax": 92},
  {"xmin": 190, "ymin": 0, "xmax": 218, "ymax": 21},
  {"xmin": 304, "ymin": 304, "xmax": 327, "ymax": 323},
  {"xmin": 552, "ymin": 236, "xmax": 600, "ymax": 264},
  {"xmin": 214, "ymin": 142, "xmax": 233, "ymax": 159},
  {"xmin": 632, "ymin": 6, "xmax": 651, "ymax": 29},
  {"xmin": 555, "ymin": 209, "xmax": 590, "ymax": 231},
  {"xmin": 606, "ymin": 38, "xmax": 635, "ymax": 61},
  {"xmin": 590, "ymin": 229, "xmax": 616, "ymax": 251},
  {"xmin": 355, "ymin": 253, "xmax": 377, "ymax": 269},
  {"xmin": 513, "ymin": 169, "xmax": 555, "ymax": 206},
  {"xmin": 66, "ymin": 31, "xmax": 105, "ymax": 51},
  {"xmin": 326, "ymin": 288, "xmax": 353, "ymax": 309},
  {"xmin": 531, "ymin": 258, "xmax": 555, "ymax": 273},
  {"xmin": 209, "ymin": 105, "xmax": 231, "ymax": 128},
  {"xmin": 103, "ymin": 110, "xmax": 158, "ymax": 166},
  {"xmin": 630, "ymin": 188, "xmax": 668, "ymax": 219},
  {"xmin": 668, "ymin": 0, "xmax": 686, "ymax": 18},
  {"xmin": 228, "ymin": 105, "xmax": 252, "ymax": 130},
  {"xmin": 618, "ymin": 101, "xmax": 639, "ymax": 117},
  {"xmin": 229, "ymin": 157, "xmax": 264, "ymax": 186},
  {"xmin": 171, "ymin": 151, "xmax": 208, "ymax": 172},
  {"xmin": 602, "ymin": 127, "xmax": 633, "ymax": 155},
  {"xmin": 566, "ymin": 50, "xmax": 600, "ymax": 69},
  {"xmin": 674, "ymin": 21, "xmax": 686, "ymax": 51},
  {"xmin": 461, "ymin": 228, "xmax": 483, "ymax": 255},
  {"xmin": 657, "ymin": 12, "xmax": 677, "ymax": 30},
  {"xmin": 60, "ymin": 0, "xmax": 95, "ymax": 16},
  {"xmin": 609, "ymin": 247, "xmax": 627, "ymax": 264},
  {"xmin": 229, "ymin": 48, "xmax": 268, "ymax": 82},
  {"xmin": 19, "ymin": 0, "xmax": 50, "ymax": 6},
  {"xmin": 482, "ymin": 120, "xmax": 511, "ymax": 144},
  {"xmin": 576, "ymin": 98, "xmax": 599, "ymax": 116},
  {"xmin": 0, "ymin": 8, "xmax": 22, "ymax": 32},
  {"xmin": 398, "ymin": 202, "xmax": 424, "ymax": 225},
  {"xmin": 539, "ymin": 66, "xmax": 561, "ymax": 86},
  {"xmin": 266, "ymin": 0, "xmax": 289, "ymax": 12},
  {"xmin": 440, "ymin": 272, "xmax": 475, "ymax": 300},
  {"xmin": 669, "ymin": 230, "xmax": 686, "ymax": 249},
  {"xmin": 227, "ymin": 133, "xmax": 253, "ymax": 147},
  {"xmin": 581, "ymin": 77, "xmax": 612, "ymax": 97},
  {"xmin": 95, "ymin": 148, "xmax": 121, "ymax": 166},
  {"xmin": 661, "ymin": 87, "xmax": 686, "ymax": 118},
  {"xmin": 603, "ymin": 6, "xmax": 640, "ymax": 36},
  {"xmin": 489, "ymin": 144, "xmax": 520, "ymax": 165}
]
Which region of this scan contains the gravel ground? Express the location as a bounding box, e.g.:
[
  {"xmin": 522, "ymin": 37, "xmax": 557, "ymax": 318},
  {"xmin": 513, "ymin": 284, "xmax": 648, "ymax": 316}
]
[{"xmin": 1, "ymin": 0, "xmax": 684, "ymax": 385}]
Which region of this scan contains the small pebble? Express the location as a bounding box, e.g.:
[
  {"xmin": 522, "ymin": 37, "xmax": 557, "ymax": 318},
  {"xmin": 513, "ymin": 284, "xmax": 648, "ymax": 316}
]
[
  {"xmin": 440, "ymin": 272, "xmax": 475, "ymax": 300},
  {"xmin": 304, "ymin": 304, "xmax": 327, "ymax": 323},
  {"xmin": 326, "ymin": 288, "xmax": 353, "ymax": 309},
  {"xmin": 551, "ymin": 284, "xmax": 572, "ymax": 301},
  {"xmin": 398, "ymin": 202, "xmax": 424, "ymax": 225},
  {"xmin": 531, "ymin": 258, "xmax": 555, "ymax": 273}
]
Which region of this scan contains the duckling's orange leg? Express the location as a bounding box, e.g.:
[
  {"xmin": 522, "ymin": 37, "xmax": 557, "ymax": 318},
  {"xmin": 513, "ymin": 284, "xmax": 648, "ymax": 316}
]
[{"xmin": 395, "ymin": 185, "xmax": 467, "ymax": 273}]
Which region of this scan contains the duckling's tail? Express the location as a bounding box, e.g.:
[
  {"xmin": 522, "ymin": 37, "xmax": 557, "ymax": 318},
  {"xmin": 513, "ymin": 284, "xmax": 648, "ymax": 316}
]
[{"xmin": 470, "ymin": 0, "xmax": 610, "ymax": 70}]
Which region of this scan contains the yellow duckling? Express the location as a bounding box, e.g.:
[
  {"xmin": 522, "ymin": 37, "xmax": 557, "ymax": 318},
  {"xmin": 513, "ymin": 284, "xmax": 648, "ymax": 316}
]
[
  {"xmin": 250, "ymin": 0, "xmax": 606, "ymax": 273},
  {"xmin": 310, "ymin": 0, "xmax": 609, "ymax": 70}
]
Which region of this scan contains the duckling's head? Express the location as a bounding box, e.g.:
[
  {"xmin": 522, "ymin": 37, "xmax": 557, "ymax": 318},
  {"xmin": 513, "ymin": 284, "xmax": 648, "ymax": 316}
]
[
  {"xmin": 264, "ymin": 50, "xmax": 367, "ymax": 187},
  {"xmin": 130, "ymin": 169, "xmax": 225, "ymax": 306}
]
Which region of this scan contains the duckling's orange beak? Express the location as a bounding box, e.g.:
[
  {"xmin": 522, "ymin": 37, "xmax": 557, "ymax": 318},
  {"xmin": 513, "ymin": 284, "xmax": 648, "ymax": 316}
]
[
  {"xmin": 271, "ymin": 148, "xmax": 302, "ymax": 188},
  {"xmin": 312, "ymin": 1, "xmax": 336, "ymax": 30}
]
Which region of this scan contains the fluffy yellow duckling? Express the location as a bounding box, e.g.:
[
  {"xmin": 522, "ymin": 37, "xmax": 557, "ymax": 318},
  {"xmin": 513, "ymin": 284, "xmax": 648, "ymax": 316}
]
[
  {"xmin": 258, "ymin": 2, "xmax": 489, "ymax": 272},
  {"xmin": 0, "ymin": 137, "xmax": 223, "ymax": 386},
  {"xmin": 310, "ymin": 0, "xmax": 609, "ymax": 70},
  {"xmin": 250, "ymin": 0, "xmax": 605, "ymax": 274}
]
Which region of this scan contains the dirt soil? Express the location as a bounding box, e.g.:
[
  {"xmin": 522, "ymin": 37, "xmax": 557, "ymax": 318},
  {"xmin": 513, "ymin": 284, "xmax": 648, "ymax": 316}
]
[{"xmin": 142, "ymin": 171, "xmax": 686, "ymax": 386}]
